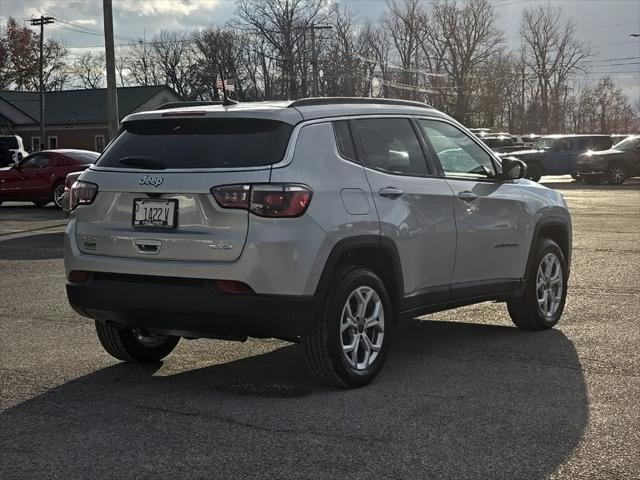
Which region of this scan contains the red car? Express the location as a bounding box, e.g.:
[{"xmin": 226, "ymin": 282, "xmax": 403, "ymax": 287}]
[{"xmin": 0, "ymin": 149, "xmax": 99, "ymax": 208}]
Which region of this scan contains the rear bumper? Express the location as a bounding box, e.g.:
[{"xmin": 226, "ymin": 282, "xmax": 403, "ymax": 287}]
[{"xmin": 66, "ymin": 273, "xmax": 318, "ymax": 339}]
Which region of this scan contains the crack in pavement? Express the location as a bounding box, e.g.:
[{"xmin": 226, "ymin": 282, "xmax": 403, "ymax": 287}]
[{"xmin": 130, "ymin": 403, "xmax": 391, "ymax": 444}]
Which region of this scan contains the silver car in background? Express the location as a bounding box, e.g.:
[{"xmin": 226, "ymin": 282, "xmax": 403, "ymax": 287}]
[{"xmin": 64, "ymin": 98, "xmax": 571, "ymax": 387}]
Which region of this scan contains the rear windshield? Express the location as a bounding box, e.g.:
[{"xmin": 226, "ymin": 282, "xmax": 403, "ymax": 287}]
[
  {"xmin": 0, "ymin": 136, "xmax": 19, "ymax": 149},
  {"xmin": 96, "ymin": 118, "xmax": 294, "ymax": 169},
  {"xmin": 67, "ymin": 151, "xmax": 100, "ymax": 164}
]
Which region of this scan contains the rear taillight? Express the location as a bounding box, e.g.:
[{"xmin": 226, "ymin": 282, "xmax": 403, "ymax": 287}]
[
  {"xmin": 64, "ymin": 174, "xmax": 78, "ymax": 191},
  {"xmin": 211, "ymin": 184, "xmax": 312, "ymax": 218},
  {"xmin": 70, "ymin": 181, "xmax": 98, "ymax": 211}
]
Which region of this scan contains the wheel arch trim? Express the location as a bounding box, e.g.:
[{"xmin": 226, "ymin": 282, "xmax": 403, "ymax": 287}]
[{"xmin": 313, "ymin": 235, "xmax": 404, "ymax": 310}]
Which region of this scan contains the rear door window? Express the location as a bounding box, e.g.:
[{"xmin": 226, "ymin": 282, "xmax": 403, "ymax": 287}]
[
  {"xmin": 351, "ymin": 118, "xmax": 429, "ymax": 176},
  {"xmin": 593, "ymin": 137, "xmax": 613, "ymax": 151},
  {"xmin": 96, "ymin": 118, "xmax": 294, "ymax": 169}
]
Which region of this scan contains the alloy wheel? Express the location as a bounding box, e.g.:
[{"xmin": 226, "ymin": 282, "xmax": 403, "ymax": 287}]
[
  {"xmin": 53, "ymin": 184, "xmax": 65, "ymax": 208},
  {"xmin": 609, "ymin": 166, "xmax": 625, "ymax": 184},
  {"xmin": 536, "ymin": 253, "xmax": 563, "ymax": 318},
  {"xmin": 340, "ymin": 286, "xmax": 385, "ymax": 371}
]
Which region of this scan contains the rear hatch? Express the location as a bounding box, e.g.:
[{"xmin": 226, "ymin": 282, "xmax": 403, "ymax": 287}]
[{"xmin": 74, "ymin": 116, "xmax": 294, "ymax": 262}]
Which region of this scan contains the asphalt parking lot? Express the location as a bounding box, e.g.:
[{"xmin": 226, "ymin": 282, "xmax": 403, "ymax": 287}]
[{"xmin": 1, "ymin": 176, "xmax": 638, "ymax": 479}]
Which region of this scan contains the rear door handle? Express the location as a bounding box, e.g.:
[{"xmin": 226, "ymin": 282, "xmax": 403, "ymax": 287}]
[
  {"xmin": 458, "ymin": 191, "xmax": 479, "ymax": 202},
  {"xmin": 378, "ymin": 187, "xmax": 404, "ymax": 199}
]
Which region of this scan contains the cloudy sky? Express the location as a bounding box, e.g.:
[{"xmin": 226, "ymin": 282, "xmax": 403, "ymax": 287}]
[{"xmin": 1, "ymin": 0, "xmax": 639, "ymax": 97}]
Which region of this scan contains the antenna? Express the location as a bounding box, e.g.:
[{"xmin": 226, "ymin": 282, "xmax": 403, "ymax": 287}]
[{"xmin": 218, "ymin": 67, "xmax": 238, "ymax": 107}]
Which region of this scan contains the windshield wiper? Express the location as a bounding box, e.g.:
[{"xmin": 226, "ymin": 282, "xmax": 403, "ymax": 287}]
[{"xmin": 118, "ymin": 156, "xmax": 166, "ymax": 170}]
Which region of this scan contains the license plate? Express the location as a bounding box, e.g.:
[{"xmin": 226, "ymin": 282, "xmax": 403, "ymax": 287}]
[{"xmin": 132, "ymin": 198, "xmax": 178, "ymax": 228}]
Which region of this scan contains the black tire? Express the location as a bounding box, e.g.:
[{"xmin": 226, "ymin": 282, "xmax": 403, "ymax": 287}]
[
  {"xmin": 526, "ymin": 163, "xmax": 543, "ymax": 182},
  {"xmin": 95, "ymin": 321, "xmax": 180, "ymax": 362},
  {"xmin": 606, "ymin": 163, "xmax": 626, "ymax": 185},
  {"xmin": 32, "ymin": 200, "xmax": 49, "ymax": 207},
  {"xmin": 507, "ymin": 238, "xmax": 568, "ymax": 331},
  {"xmin": 52, "ymin": 181, "xmax": 65, "ymax": 209},
  {"xmin": 583, "ymin": 176, "xmax": 602, "ymax": 185},
  {"xmin": 570, "ymin": 173, "xmax": 579, "ymax": 180},
  {"xmin": 302, "ymin": 266, "xmax": 393, "ymax": 388}
]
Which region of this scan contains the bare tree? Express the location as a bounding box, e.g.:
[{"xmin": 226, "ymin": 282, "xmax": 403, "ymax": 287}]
[
  {"xmin": 362, "ymin": 22, "xmax": 391, "ymax": 98},
  {"xmin": 122, "ymin": 40, "xmax": 161, "ymax": 87},
  {"xmin": 382, "ymin": 0, "xmax": 426, "ymax": 99},
  {"xmin": 520, "ymin": 4, "xmax": 591, "ymax": 132},
  {"xmin": 431, "ymin": 0, "xmax": 504, "ymax": 122},
  {"xmin": 150, "ymin": 30, "xmax": 199, "ymax": 99},
  {"xmin": 234, "ymin": 0, "xmax": 328, "ymax": 99},
  {"xmin": 193, "ymin": 27, "xmax": 245, "ymax": 100},
  {"xmin": 321, "ymin": 6, "xmax": 372, "ymax": 97},
  {"xmin": 71, "ymin": 52, "xmax": 104, "ymax": 89}
]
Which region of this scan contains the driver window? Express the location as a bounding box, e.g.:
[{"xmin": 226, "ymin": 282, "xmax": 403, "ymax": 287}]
[
  {"xmin": 20, "ymin": 154, "xmax": 41, "ymax": 168},
  {"xmin": 21, "ymin": 154, "xmax": 49, "ymax": 168},
  {"xmin": 352, "ymin": 118, "xmax": 429, "ymax": 176},
  {"xmin": 418, "ymin": 119, "xmax": 496, "ymax": 179}
]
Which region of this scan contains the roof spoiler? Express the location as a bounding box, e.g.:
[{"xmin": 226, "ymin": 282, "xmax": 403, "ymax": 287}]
[{"xmin": 156, "ymin": 101, "xmax": 222, "ymax": 110}]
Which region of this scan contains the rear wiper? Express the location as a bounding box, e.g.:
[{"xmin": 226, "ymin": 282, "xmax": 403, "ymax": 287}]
[{"xmin": 119, "ymin": 156, "xmax": 166, "ymax": 170}]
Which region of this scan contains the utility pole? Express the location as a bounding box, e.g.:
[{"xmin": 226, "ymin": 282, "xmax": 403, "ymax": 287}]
[
  {"xmin": 309, "ymin": 24, "xmax": 332, "ymax": 97},
  {"xmin": 103, "ymin": 0, "xmax": 119, "ymax": 140},
  {"xmin": 520, "ymin": 64, "xmax": 525, "ymax": 134},
  {"xmin": 30, "ymin": 15, "xmax": 54, "ymax": 151}
]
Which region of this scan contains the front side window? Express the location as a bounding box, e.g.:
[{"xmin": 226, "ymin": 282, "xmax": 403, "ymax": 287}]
[
  {"xmin": 351, "ymin": 118, "xmax": 429, "ymax": 176},
  {"xmin": 419, "ymin": 119, "xmax": 496, "ymax": 179},
  {"xmin": 21, "ymin": 154, "xmax": 49, "ymax": 168}
]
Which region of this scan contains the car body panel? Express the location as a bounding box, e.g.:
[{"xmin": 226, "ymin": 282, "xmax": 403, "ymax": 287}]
[
  {"xmin": 577, "ymin": 142, "xmax": 640, "ymax": 178},
  {"xmin": 444, "ymin": 179, "xmax": 531, "ymax": 283},
  {"xmin": 0, "ymin": 149, "xmax": 96, "ymax": 203},
  {"xmin": 509, "ymin": 135, "xmax": 613, "ymax": 176},
  {"xmin": 64, "ymin": 100, "xmax": 572, "ymax": 339}
]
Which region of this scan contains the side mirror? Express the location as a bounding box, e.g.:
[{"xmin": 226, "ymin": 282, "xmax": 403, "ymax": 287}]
[{"xmin": 500, "ymin": 157, "xmax": 527, "ymax": 180}]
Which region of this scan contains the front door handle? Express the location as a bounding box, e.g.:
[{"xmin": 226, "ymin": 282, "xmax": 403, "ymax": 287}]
[
  {"xmin": 378, "ymin": 187, "xmax": 404, "ymax": 199},
  {"xmin": 458, "ymin": 191, "xmax": 479, "ymax": 202}
]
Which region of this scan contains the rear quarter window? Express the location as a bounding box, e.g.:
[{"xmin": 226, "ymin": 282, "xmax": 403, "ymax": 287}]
[
  {"xmin": 96, "ymin": 118, "xmax": 294, "ymax": 169},
  {"xmin": 333, "ymin": 120, "xmax": 357, "ymax": 161}
]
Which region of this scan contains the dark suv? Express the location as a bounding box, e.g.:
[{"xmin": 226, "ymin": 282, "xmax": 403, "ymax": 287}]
[
  {"xmin": 576, "ymin": 135, "xmax": 640, "ymax": 184},
  {"xmin": 509, "ymin": 134, "xmax": 613, "ymax": 181}
]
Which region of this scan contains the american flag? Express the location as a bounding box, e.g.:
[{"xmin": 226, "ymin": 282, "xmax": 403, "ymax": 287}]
[{"xmin": 216, "ymin": 78, "xmax": 235, "ymax": 92}]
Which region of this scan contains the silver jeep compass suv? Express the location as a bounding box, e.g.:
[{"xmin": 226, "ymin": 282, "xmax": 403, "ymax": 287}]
[{"xmin": 64, "ymin": 98, "xmax": 572, "ymax": 387}]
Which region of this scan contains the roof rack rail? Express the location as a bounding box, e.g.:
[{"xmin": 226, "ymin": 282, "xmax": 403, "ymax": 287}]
[
  {"xmin": 288, "ymin": 97, "xmax": 431, "ymax": 109},
  {"xmin": 156, "ymin": 101, "xmax": 222, "ymax": 110}
]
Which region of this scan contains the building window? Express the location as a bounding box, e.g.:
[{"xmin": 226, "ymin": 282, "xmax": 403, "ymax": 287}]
[
  {"xmin": 31, "ymin": 137, "xmax": 41, "ymax": 152},
  {"xmin": 48, "ymin": 136, "xmax": 58, "ymax": 149},
  {"xmin": 95, "ymin": 135, "xmax": 105, "ymax": 153}
]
